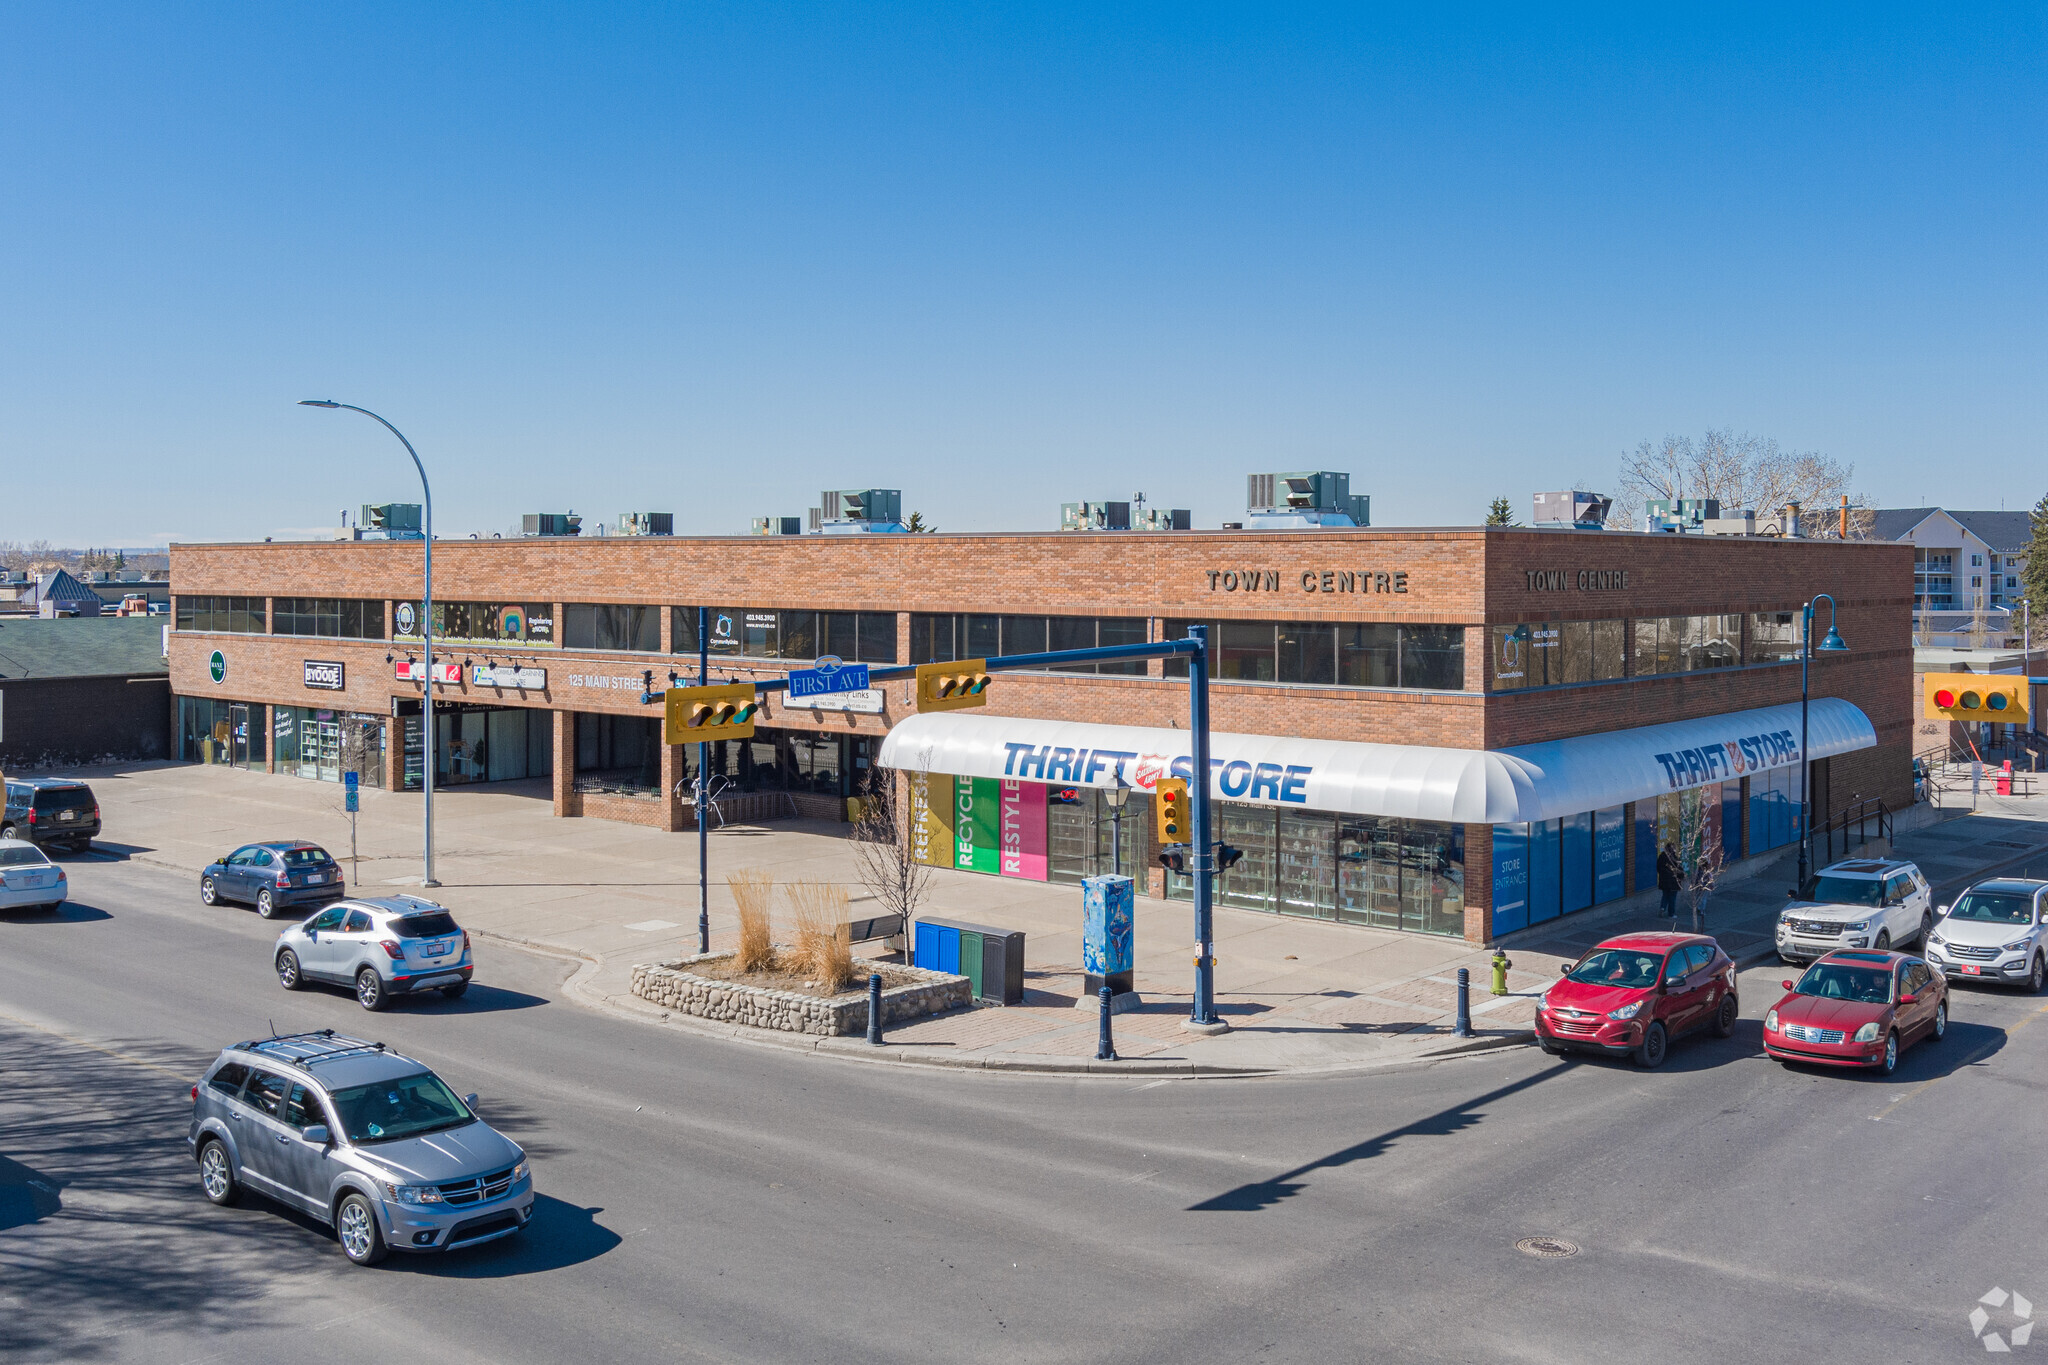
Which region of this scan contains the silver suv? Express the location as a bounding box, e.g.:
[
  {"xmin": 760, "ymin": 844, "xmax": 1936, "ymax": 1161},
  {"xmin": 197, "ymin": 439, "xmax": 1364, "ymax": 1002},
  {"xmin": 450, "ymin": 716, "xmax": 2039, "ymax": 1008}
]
[
  {"xmin": 1775, "ymin": 857, "xmax": 1934, "ymax": 965},
  {"xmin": 274, "ymin": 896, "xmax": 474, "ymax": 1010},
  {"xmin": 188, "ymin": 1030, "xmax": 533, "ymax": 1265}
]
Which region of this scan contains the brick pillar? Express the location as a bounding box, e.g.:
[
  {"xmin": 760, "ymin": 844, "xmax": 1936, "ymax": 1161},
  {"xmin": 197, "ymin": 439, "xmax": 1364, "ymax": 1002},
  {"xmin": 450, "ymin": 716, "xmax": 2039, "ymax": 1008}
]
[
  {"xmin": 384, "ymin": 716, "xmax": 404, "ymax": 792},
  {"xmin": 661, "ymin": 734, "xmax": 685, "ymax": 832},
  {"xmin": 1463, "ymin": 625, "xmax": 1488, "ymax": 695},
  {"xmin": 1738, "ymin": 777, "xmax": 1752, "ymax": 859},
  {"xmin": 895, "ymin": 611, "xmax": 911, "ymax": 666},
  {"xmin": 1463, "ymin": 822, "xmax": 1492, "ymax": 944},
  {"xmin": 552, "ymin": 710, "xmax": 578, "ymax": 817}
]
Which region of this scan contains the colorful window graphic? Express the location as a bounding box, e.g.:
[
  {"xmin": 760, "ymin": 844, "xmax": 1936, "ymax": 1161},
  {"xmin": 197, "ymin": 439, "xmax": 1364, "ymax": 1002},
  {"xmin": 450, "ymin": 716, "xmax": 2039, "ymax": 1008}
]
[
  {"xmin": 999, "ymin": 780, "xmax": 1047, "ymax": 880},
  {"xmin": 954, "ymin": 776, "xmax": 1001, "ymax": 874}
]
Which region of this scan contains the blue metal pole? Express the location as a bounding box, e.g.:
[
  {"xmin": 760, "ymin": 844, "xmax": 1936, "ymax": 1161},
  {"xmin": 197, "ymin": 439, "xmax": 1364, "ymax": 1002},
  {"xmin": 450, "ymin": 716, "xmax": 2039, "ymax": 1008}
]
[
  {"xmin": 1798, "ymin": 601, "xmax": 1812, "ymax": 885},
  {"xmin": 698, "ymin": 605, "xmax": 710, "ymax": 954},
  {"xmin": 1188, "ymin": 624, "xmax": 1218, "ymax": 1027}
]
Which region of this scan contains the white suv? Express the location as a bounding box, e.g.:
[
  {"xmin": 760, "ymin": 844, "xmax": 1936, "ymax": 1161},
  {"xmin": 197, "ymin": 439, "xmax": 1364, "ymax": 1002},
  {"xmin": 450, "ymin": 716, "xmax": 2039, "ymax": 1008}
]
[
  {"xmin": 1775, "ymin": 858, "xmax": 1934, "ymax": 965},
  {"xmin": 1926, "ymin": 879, "xmax": 2048, "ymax": 992}
]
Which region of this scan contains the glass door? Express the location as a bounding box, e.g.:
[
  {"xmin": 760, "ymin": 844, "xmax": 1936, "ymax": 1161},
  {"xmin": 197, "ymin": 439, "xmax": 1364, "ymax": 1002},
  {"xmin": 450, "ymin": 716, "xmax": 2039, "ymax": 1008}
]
[
  {"xmin": 1276, "ymin": 811, "xmax": 1335, "ymax": 919},
  {"xmin": 1215, "ymin": 804, "xmax": 1276, "ymax": 912},
  {"xmin": 227, "ymin": 704, "xmax": 252, "ymax": 769},
  {"xmin": 1337, "ymin": 816, "xmax": 1404, "ymax": 929},
  {"xmin": 310, "ymin": 718, "xmax": 342, "ymax": 782}
]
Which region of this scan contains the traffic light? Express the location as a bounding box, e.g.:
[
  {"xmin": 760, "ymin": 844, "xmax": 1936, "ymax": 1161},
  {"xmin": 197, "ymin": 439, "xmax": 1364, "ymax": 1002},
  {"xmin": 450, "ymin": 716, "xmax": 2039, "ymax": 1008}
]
[
  {"xmin": 663, "ymin": 683, "xmax": 760, "ymax": 743},
  {"xmin": 1154, "ymin": 778, "xmax": 1188, "ymax": 843},
  {"xmin": 1157, "ymin": 846, "xmax": 1187, "ymax": 875},
  {"xmin": 1216, "ymin": 844, "xmax": 1245, "ymax": 872},
  {"xmin": 1923, "ymin": 671, "xmax": 2029, "ymax": 725},
  {"xmin": 916, "ymin": 659, "xmax": 991, "ymax": 713}
]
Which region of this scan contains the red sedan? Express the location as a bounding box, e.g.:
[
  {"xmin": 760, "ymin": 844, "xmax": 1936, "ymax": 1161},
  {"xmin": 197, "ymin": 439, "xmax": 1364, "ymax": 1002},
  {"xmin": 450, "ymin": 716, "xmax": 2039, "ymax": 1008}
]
[
  {"xmin": 1763, "ymin": 949, "xmax": 1947, "ymax": 1075},
  {"xmin": 1534, "ymin": 932, "xmax": 1738, "ymax": 1068}
]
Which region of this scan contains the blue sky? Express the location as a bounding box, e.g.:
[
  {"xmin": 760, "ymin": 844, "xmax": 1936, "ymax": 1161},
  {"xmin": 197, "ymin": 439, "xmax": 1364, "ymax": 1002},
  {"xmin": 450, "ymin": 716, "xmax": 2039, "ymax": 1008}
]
[{"xmin": 2, "ymin": 4, "xmax": 2041, "ymax": 545}]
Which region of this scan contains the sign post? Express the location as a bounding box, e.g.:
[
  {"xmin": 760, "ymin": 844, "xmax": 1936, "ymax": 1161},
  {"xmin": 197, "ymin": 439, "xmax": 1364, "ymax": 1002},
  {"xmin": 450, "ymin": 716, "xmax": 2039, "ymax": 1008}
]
[
  {"xmin": 343, "ymin": 770, "xmax": 360, "ymax": 882},
  {"xmin": 698, "ymin": 606, "xmax": 710, "ymax": 954}
]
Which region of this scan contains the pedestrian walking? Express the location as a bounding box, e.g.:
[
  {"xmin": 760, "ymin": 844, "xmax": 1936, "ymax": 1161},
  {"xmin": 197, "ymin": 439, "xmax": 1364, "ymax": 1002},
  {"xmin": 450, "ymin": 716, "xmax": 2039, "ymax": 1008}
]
[{"xmin": 1657, "ymin": 842, "xmax": 1681, "ymax": 926}]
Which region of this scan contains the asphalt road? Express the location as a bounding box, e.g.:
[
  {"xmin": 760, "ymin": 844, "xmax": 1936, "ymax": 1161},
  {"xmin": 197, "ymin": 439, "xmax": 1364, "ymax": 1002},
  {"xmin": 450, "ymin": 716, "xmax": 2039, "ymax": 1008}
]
[{"xmin": 5, "ymin": 855, "xmax": 2048, "ymax": 1364}]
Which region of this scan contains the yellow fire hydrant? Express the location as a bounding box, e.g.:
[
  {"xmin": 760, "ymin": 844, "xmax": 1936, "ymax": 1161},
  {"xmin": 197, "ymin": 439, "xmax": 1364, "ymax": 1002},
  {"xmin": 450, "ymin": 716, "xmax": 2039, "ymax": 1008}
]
[{"xmin": 1490, "ymin": 947, "xmax": 1512, "ymax": 996}]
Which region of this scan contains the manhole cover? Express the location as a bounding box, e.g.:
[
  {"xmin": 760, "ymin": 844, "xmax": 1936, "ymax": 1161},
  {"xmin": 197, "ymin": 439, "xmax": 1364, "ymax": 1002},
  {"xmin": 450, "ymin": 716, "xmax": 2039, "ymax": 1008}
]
[{"xmin": 1515, "ymin": 1236, "xmax": 1580, "ymax": 1259}]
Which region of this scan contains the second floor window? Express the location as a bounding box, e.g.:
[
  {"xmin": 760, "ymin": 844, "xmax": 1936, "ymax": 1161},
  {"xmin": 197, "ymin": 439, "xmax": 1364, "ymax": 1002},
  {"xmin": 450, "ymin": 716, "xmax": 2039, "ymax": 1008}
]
[
  {"xmin": 273, "ymin": 598, "xmax": 384, "ymax": 639},
  {"xmin": 175, "ymin": 595, "xmax": 265, "ymax": 633}
]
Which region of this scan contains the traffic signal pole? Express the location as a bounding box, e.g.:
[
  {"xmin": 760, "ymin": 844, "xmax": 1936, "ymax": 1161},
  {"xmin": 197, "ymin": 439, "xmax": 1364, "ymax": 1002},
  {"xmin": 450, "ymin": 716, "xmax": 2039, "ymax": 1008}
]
[
  {"xmin": 698, "ymin": 606, "xmax": 710, "ymax": 954},
  {"xmin": 1187, "ymin": 624, "xmax": 1220, "ymax": 1028}
]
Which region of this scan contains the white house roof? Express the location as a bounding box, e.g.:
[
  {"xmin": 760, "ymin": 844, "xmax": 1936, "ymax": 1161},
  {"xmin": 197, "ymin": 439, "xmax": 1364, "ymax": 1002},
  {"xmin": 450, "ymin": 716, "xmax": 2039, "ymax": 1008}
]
[{"xmin": 875, "ymin": 699, "xmax": 1877, "ymax": 826}]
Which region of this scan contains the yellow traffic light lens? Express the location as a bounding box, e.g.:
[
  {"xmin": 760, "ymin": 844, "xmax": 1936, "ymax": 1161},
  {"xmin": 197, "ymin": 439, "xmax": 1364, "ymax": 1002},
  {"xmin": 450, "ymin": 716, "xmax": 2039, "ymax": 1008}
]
[{"xmin": 1960, "ymin": 691, "xmax": 1982, "ymax": 710}]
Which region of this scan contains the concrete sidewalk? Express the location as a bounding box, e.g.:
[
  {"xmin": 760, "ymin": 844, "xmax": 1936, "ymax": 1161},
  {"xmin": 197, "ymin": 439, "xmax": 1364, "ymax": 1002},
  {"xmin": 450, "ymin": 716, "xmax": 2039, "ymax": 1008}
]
[{"xmin": 55, "ymin": 761, "xmax": 2048, "ymax": 1076}]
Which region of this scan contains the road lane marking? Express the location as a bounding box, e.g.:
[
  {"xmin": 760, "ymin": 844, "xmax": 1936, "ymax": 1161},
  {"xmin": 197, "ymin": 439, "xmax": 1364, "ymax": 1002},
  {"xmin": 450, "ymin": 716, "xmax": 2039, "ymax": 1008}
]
[
  {"xmin": 0, "ymin": 1007, "xmax": 193, "ymax": 1080},
  {"xmin": 1871, "ymin": 1000, "xmax": 2048, "ymax": 1120}
]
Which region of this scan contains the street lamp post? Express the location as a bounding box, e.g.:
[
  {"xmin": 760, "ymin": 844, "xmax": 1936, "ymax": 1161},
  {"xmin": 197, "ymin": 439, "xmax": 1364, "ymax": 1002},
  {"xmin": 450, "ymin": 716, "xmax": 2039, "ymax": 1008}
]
[
  {"xmin": 298, "ymin": 401, "xmax": 440, "ymax": 888},
  {"xmin": 1797, "ymin": 593, "xmax": 1849, "ymax": 886},
  {"xmin": 1103, "ymin": 775, "xmax": 1131, "ymax": 878}
]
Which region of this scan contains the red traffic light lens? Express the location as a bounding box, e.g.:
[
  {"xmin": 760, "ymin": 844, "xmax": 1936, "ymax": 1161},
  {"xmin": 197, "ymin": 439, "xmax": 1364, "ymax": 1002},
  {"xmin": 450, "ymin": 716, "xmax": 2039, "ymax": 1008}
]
[{"xmin": 1934, "ymin": 689, "xmax": 1956, "ymax": 708}]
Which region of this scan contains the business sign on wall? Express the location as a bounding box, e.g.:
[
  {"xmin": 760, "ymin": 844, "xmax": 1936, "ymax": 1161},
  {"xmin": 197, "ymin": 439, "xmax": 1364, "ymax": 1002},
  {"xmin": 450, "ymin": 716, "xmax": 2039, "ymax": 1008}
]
[
  {"xmin": 472, "ymin": 664, "xmax": 547, "ymax": 690},
  {"xmin": 780, "ymin": 688, "xmax": 884, "ymax": 715},
  {"xmin": 303, "ymin": 660, "xmax": 346, "ymax": 690},
  {"xmin": 395, "ymin": 659, "xmax": 462, "ymax": 685}
]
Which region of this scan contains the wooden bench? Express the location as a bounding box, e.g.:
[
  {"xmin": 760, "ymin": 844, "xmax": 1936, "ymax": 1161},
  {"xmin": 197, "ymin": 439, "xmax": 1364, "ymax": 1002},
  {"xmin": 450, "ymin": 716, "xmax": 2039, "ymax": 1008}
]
[{"xmin": 844, "ymin": 913, "xmax": 907, "ymax": 955}]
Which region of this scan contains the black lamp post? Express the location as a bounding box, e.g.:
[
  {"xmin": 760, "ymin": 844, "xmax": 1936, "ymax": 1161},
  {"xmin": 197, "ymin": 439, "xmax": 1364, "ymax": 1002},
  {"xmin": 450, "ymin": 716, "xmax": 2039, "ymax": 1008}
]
[{"xmin": 1797, "ymin": 593, "xmax": 1849, "ymax": 885}]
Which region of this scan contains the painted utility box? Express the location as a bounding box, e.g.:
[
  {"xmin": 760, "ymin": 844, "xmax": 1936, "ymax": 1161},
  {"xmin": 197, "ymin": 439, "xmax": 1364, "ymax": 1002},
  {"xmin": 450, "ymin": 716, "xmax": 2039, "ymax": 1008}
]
[
  {"xmin": 1081, "ymin": 874, "xmax": 1135, "ymax": 998},
  {"xmin": 913, "ymin": 916, "xmax": 1025, "ymax": 1005}
]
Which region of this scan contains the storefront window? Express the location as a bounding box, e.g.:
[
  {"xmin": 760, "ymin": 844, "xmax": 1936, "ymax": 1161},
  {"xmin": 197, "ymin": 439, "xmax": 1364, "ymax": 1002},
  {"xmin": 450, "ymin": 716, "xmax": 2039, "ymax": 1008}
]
[
  {"xmin": 397, "ymin": 601, "xmax": 554, "ymax": 647},
  {"xmin": 438, "ymin": 705, "xmax": 553, "ymax": 784},
  {"xmin": 274, "ymin": 598, "xmax": 385, "ymax": 639},
  {"xmin": 563, "ymin": 604, "xmax": 660, "ymax": 652},
  {"xmin": 574, "ymin": 713, "xmax": 662, "ymax": 797},
  {"xmin": 1747, "ymin": 611, "xmax": 1801, "ymax": 664},
  {"xmin": 1488, "ymin": 619, "xmax": 1626, "ymax": 690},
  {"xmin": 1167, "ymin": 805, "xmax": 1465, "ymax": 936},
  {"xmin": 177, "ymin": 697, "xmax": 265, "ymax": 766},
  {"xmin": 910, "ymin": 614, "xmax": 1145, "ymax": 675},
  {"xmin": 175, "ymin": 596, "xmax": 265, "ymax": 633},
  {"xmin": 676, "ymin": 728, "xmax": 854, "ymax": 798},
  {"xmin": 1631, "ymin": 614, "xmax": 1741, "ymax": 677},
  {"xmin": 678, "ymin": 608, "xmax": 896, "ymax": 663},
  {"xmin": 273, "ymin": 706, "xmax": 389, "ymax": 787},
  {"xmin": 1165, "ymin": 620, "xmax": 1465, "ymax": 690}
]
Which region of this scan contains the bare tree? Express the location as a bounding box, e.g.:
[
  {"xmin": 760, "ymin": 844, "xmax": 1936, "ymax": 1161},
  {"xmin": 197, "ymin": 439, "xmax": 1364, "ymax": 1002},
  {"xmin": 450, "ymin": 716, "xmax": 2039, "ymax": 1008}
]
[
  {"xmin": 1674, "ymin": 789, "xmax": 1724, "ymax": 933},
  {"xmin": 846, "ymin": 754, "xmax": 937, "ymax": 956},
  {"xmin": 1617, "ymin": 429, "xmax": 1865, "ymax": 534}
]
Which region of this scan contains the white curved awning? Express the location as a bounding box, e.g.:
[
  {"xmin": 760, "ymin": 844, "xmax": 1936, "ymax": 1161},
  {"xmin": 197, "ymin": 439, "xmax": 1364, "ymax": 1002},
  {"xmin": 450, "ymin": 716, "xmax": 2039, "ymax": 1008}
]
[{"xmin": 874, "ymin": 698, "xmax": 1875, "ymax": 826}]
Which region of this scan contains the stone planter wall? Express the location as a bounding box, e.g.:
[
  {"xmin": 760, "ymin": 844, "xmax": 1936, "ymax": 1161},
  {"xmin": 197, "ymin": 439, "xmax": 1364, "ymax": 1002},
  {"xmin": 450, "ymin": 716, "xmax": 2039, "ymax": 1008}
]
[{"xmin": 631, "ymin": 952, "xmax": 970, "ymax": 1036}]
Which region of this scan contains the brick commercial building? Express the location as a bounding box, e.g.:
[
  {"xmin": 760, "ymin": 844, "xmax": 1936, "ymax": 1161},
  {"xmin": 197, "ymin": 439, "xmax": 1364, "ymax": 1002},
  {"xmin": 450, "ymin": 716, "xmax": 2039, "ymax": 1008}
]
[{"xmin": 166, "ymin": 528, "xmax": 1912, "ymax": 946}]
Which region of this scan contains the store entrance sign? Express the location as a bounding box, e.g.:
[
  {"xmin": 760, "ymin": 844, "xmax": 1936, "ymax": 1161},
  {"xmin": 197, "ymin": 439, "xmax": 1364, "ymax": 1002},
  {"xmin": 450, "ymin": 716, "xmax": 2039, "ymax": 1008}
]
[{"xmin": 303, "ymin": 660, "xmax": 346, "ymax": 690}]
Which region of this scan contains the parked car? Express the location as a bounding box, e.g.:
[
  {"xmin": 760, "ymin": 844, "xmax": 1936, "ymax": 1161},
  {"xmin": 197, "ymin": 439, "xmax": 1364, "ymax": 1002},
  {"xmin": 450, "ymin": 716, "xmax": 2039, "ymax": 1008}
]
[
  {"xmin": 1, "ymin": 778, "xmax": 101, "ymax": 852},
  {"xmin": 1925, "ymin": 878, "xmax": 2048, "ymax": 992},
  {"xmin": 187, "ymin": 1029, "xmax": 532, "ymax": 1265},
  {"xmin": 0, "ymin": 838, "xmax": 67, "ymax": 912},
  {"xmin": 1534, "ymin": 931, "xmax": 1738, "ymax": 1068},
  {"xmin": 1774, "ymin": 857, "xmax": 1933, "ymax": 964},
  {"xmin": 1763, "ymin": 949, "xmax": 1946, "ymax": 1074},
  {"xmin": 200, "ymin": 841, "xmax": 346, "ymax": 919},
  {"xmin": 273, "ymin": 896, "xmax": 473, "ymax": 1010}
]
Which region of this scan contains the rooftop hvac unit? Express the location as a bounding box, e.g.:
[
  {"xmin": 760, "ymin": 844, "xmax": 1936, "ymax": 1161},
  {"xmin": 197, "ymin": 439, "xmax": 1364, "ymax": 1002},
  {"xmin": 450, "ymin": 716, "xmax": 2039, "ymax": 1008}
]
[
  {"xmin": 1133, "ymin": 507, "xmax": 1191, "ymax": 531},
  {"xmin": 814, "ymin": 488, "xmax": 906, "ymax": 533},
  {"xmin": 520, "ymin": 512, "xmax": 583, "ymax": 537},
  {"xmin": 617, "ymin": 512, "xmax": 674, "ymax": 536},
  {"xmin": 360, "ymin": 502, "xmax": 425, "ymax": 539},
  {"xmin": 1060, "ymin": 501, "xmax": 1131, "ymax": 531},
  {"xmin": 1644, "ymin": 498, "xmax": 1718, "ymax": 533},
  {"xmin": 752, "ymin": 516, "xmax": 803, "ymax": 536},
  {"xmin": 1246, "ymin": 471, "xmax": 1368, "ymax": 528},
  {"xmin": 1531, "ymin": 491, "xmax": 1613, "ymax": 530}
]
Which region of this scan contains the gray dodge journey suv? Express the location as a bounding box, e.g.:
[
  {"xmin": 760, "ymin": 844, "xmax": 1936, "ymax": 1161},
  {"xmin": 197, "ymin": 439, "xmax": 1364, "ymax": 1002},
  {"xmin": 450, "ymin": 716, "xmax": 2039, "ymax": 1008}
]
[{"xmin": 188, "ymin": 1030, "xmax": 533, "ymax": 1265}]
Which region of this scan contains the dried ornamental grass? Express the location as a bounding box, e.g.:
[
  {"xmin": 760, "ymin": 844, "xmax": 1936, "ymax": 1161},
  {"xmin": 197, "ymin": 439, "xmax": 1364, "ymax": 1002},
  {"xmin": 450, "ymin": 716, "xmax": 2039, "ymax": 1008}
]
[
  {"xmin": 727, "ymin": 869, "xmax": 775, "ymax": 974},
  {"xmin": 784, "ymin": 879, "xmax": 853, "ymax": 993}
]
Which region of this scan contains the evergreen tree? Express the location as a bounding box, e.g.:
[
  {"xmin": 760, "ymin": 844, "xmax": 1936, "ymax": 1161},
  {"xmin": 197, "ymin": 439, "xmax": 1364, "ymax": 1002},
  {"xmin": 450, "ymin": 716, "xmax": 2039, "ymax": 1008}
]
[
  {"xmin": 905, "ymin": 511, "xmax": 937, "ymax": 534},
  {"xmin": 2022, "ymin": 490, "xmax": 2048, "ymax": 627},
  {"xmin": 1485, "ymin": 497, "xmax": 1518, "ymax": 526}
]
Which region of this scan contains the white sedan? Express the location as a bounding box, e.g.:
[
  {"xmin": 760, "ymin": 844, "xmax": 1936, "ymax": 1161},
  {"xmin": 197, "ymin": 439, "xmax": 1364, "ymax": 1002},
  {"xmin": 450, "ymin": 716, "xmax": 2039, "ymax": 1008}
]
[{"xmin": 0, "ymin": 838, "xmax": 67, "ymax": 911}]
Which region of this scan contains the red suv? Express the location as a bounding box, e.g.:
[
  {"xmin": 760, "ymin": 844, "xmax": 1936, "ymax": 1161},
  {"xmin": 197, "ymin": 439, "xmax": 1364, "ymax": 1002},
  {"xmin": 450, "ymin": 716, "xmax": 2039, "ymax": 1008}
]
[
  {"xmin": 1762, "ymin": 949, "xmax": 1946, "ymax": 1075},
  {"xmin": 1535, "ymin": 932, "xmax": 1738, "ymax": 1068}
]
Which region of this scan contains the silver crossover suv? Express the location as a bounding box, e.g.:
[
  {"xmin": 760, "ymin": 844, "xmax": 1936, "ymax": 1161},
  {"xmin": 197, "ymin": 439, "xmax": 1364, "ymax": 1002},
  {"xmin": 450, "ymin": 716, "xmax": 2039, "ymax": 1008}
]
[
  {"xmin": 273, "ymin": 895, "xmax": 474, "ymax": 1010},
  {"xmin": 188, "ymin": 1030, "xmax": 533, "ymax": 1265}
]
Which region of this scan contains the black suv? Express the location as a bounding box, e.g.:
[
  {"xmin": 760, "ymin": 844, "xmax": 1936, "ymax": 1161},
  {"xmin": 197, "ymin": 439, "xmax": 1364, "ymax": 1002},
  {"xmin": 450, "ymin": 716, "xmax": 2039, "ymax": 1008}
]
[{"xmin": 2, "ymin": 778, "xmax": 101, "ymax": 852}]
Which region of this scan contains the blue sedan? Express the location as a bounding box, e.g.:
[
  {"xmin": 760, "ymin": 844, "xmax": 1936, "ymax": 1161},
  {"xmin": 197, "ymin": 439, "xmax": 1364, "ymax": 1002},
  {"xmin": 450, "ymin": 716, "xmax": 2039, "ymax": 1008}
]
[{"xmin": 200, "ymin": 841, "xmax": 347, "ymax": 919}]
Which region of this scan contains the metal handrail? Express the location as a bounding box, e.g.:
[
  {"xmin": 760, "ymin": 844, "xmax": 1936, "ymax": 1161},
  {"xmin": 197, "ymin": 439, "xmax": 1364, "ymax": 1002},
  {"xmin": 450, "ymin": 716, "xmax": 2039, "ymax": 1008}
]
[{"xmin": 1821, "ymin": 797, "xmax": 1892, "ymax": 862}]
